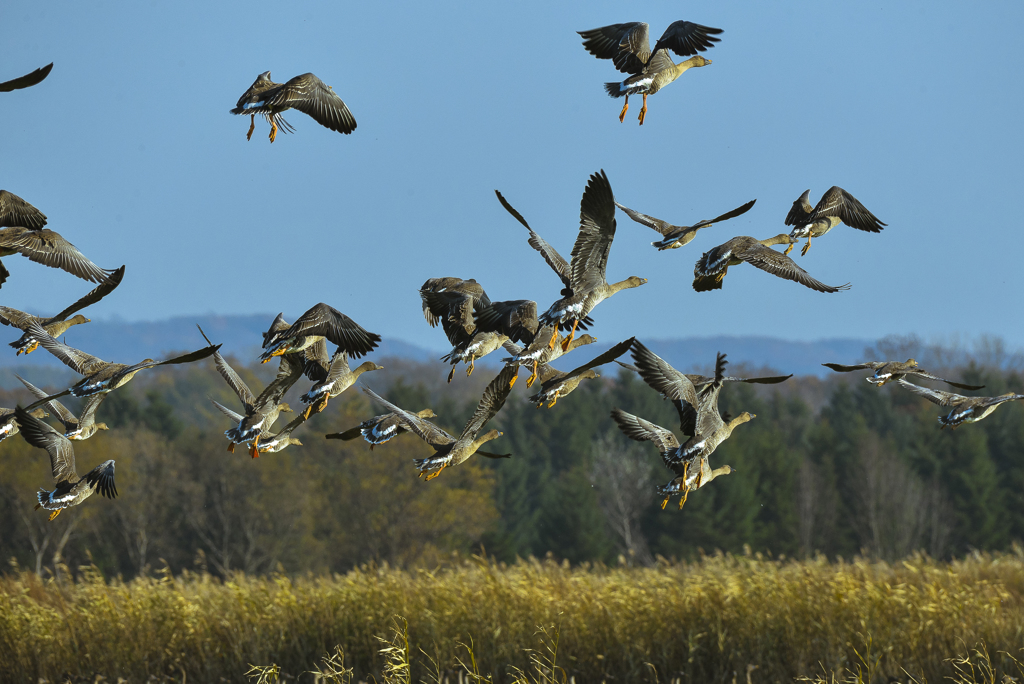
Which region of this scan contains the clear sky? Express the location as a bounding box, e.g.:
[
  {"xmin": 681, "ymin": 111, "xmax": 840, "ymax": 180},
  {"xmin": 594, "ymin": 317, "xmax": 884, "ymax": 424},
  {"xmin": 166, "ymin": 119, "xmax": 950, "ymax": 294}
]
[{"xmin": 2, "ymin": 1, "xmax": 1022, "ymax": 353}]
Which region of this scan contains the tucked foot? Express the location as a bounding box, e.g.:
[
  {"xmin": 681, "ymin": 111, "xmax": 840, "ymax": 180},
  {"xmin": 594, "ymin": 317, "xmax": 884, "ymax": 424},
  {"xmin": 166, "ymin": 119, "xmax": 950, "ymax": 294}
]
[
  {"xmin": 546, "ymin": 394, "xmax": 559, "ymax": 408},
  {"xmin": 246, "ymin": 114, "xmax": 255, "ymax": 141},
  {"xmin": 48, "ymin": 509, "xmax": 62, "ymax": 521}
]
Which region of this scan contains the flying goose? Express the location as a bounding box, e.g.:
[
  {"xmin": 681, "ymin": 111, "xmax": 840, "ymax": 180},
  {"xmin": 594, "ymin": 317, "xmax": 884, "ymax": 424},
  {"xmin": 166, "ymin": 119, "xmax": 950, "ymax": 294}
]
[
  {"xmin": 260, "ymin": 303, "xmax": 381, "ymax": 367},
  {"xmin": 299, "ymin": 350, "xmax": 383, "ymax": 418},
  {"xmin": 616, "ymin": 199, "xmax": 755, "ymax": 250},
  {"xmin": 232, "ymin": 72, "xmax": 356, "ymax": 142},
  {"xmin": 693, "ymin": 234, "xmax": 850, "ymax": 293},
  {"xmin": 784, "ymin": 186, "xmax": 885, "ymax": 256},
  {"xmin": 0, "ymin": 63, "xmax": 53, "ymax": 92},
  {"xmin": 326, "ymin": 407, "xmax": 438, "ymax": 449},
  {"xmin": 502, "ymin": 328, "xmax": 596, "ymax": 388},
  {"xmin": 210, "ymin": 349, "xmax": 303, "ymax": 457},
  {"xmin": 26, "ymin": 321, "xmax": 221, "ymax": 399},
  {"xmin": 616, "ymin": 340, "xmax": 792, "ymax": 390},
  {"xmin": 822, "ymin": 359, "xmax": 984, "ymax": 390},
  {"xmin": 896, "ymin": 379, "xmax": 1024, "ymax": 429},
  {"xmin": 0, "ymin": 265, "xmax": 125, "ymax": 354},
  {"xmin": 360, "ymin": 364, "xmax": 517, "ymax": 480},
  {"xmin": 515, "ymin": 171, "xmax": 646, "ymax": 349},
  {"xmin": 15, "ymin": 405, "xmax": 116, "ymax": 521},
  {"xmin": 527, "ymin": 337, "xmax": 635, "ymax": 408},
  {"xmin": 16, "ymin": 375, "xmax": 109, "ymax": 441},
  {"xmin": 579, "ymin": 21, "xmax": 722, "ymax": 124}
]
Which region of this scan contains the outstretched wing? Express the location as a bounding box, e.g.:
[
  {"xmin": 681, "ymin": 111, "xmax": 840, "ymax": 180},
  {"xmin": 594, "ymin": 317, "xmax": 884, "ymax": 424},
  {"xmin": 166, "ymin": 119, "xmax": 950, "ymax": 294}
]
[
  {"xmin": 15, "ymin": 405, "xmax": 78, "ymax": 484},
  {"xmin": 459, "ymin": 365, "xmax": 518, "ymax": 442},
  {"xmin": 495, "ymin": 190, "xmax": 571, "ymax": 288},
  {"xmin": 610, "ymin": 408, "xmax": 680, "ymax": 454},
  {"xmin": 812, "ymin": 186, "xmax": 886, "ymax": 233},
  {"xmin": 569, "ymin": 170, "xmax": 617, "ymax": 294},
  {"xmin": 46, "ymin": 265, "xmax": 126, "ymax": 324},
  {"xmin": 784, "ymin": 190, "xmax": 814, "ymax": 226},
  {"xmin": 284, "ymin": 303, "xmax": 381, "ymax": 359},
  {"xmin": 896, "ymin": 379, "xmax": 963, "ymax": 407},
  {"xmin": 578, "ymin": 22, "xmax": 651, "ymax": 74},
  {"xmin": 361, "ymin": 386, "xmax": 455, "ymax": 446},
  {"xmin": 736, "ymin": 241, "xmax": 851, "ymax": 293},
  {"xmin": 822, "ymin": 362, "xmax": 882, "ymax": 373},
  {"xmin": 83, "ymin": 460, "xmax": 117, "ymax": 500},
  {"xmin": 651, "ymin": 21, "xmax": 723, "ymax": 57},
  {"xmin": 24, "ymin": 320, "xmax": 107, "ymax": 375},
  {"xmin": 0, "ymin": 63, "xmax": 53, "ymax": 92},
  {"xmin": 2, "ymin": 228, "xmax": 117, "ymax": 284},
  {"xmin": 270, "ymin": 73, "xmax": 356, "ymax": 134},
  {"xmin": 212, "ymin": 351, "xmax": 257, "ymax": 411},
  {"xmin": 629, "ymin": 340, "xmax": 699, "ymax": 409}
]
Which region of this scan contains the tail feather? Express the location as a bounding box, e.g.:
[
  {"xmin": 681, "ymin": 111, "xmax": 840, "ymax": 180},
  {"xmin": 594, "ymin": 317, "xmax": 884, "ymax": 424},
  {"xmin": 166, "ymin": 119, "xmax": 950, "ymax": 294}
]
[{"xmin": 604, "ymin": 82, "xmax": 625, "ymax": 98}]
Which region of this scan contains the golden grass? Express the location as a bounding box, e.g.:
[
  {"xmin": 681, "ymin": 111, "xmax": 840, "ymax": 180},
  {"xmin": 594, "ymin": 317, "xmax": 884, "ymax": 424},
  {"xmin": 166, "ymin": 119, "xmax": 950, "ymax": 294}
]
[{"xmin": 2, "ymin": 550, "xmax": 1024, "ymax": 683}]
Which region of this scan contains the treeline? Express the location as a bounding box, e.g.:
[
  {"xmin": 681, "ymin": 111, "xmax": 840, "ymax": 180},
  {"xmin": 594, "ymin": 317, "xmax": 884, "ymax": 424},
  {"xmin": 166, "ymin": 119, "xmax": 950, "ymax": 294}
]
[{"xmin": 1, "ymin": 334, "xmax": 1023, "ymax": 579}]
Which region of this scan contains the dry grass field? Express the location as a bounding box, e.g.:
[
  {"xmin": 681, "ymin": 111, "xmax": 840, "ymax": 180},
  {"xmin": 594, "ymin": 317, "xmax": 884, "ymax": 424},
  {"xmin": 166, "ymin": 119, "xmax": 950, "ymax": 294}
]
[{"xmin": 3, "ymin": 550, "xmax": 1024, "ymax": 683}]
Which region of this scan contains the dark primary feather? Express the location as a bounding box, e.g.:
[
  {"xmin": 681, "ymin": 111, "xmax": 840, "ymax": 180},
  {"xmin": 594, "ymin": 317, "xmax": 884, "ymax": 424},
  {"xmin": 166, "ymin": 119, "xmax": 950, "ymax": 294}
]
[
  {"xmin": 650, "ymin": 21, "xmax": 723, "ymax": 58},
  {"xmin": 578, "ymin": 22, "xmax": 651, "ymax": 74},
  {"xmin": 786, "ymin": 186, "xmax": 886, "ymax": 233},
  {"xmin": 0, "ymin": 227, "xmax": 117, "ymax": 285},
  {"xmin": 15, "ymin": 405, "xmax": 78, "ymax": 484},
  {"xmin": 568, "ymin": 170, "xmax": 617, "ymax": 294},
  {"xmin": 267, "ymin": 73, "xmax": 357, "ymax": 135},
  {"xmin": 0, "ymin": 63, "xmax": 53, "ymax": 92},
  {"xmin": 495, "ymin": 190, "xmax": 572, "ymax": 289},
  {"xmin": 271, "ymin": 303, "xmax": 381, "ymax": 359}
]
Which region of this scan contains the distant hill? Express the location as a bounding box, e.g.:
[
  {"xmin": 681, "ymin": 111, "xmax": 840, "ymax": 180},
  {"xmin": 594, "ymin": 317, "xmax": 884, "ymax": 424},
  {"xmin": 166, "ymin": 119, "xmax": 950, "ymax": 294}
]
[{"xmin": 0, "ymin": 314, "xmax": 873, "ymax": 387}]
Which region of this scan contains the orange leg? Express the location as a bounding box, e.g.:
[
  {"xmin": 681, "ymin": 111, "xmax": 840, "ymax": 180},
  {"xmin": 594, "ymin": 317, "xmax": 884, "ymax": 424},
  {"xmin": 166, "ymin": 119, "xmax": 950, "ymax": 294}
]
[
  {"xmin": 250, "ymin": 434, "xmax": 261, "ymax": 459},
  {"xmin": 246, "ymin": 114, "xmax": 256, "ymax": 141},
  {"xmin": 560, "ymin": 320, "xmax": 579, "ymax": 351},
  {"xmin": 661, "ymin": 495, "xmax": 671, "ymax": 510},
  {"xmin": 48, "ymin": 509, "xmax": 62, "ymax": 521},
  {"xmin": 525, "ymin": 360, "xmax": 539, "ymax": 388},
  {"xmin": 227, "ymin": 442, "xmax": 235, "ymax": 453},
  {"xmin": 269, "ymin": 119, "xmax": 278, "ymax": 143},
  {"xmin": 509, "ymin": 372, "xmax": 519, "ymax": 389},
  {"xmin": 466, "ymin": 356, "xmax": 476, "ymax": 377},
  {"xmin": 618, "ymin": 95, "xmax": 629, "ymax": 123},
  {"xmin": 425, "ymin": 462, "xmax": 447, "ymax": 481},
  {"xmin": 447, "ymin": 365, "xmax": 456, "ymax": 383},
  {"xmin": 638, "ymin": 93, "xmax": 648, "ymax": 125}
]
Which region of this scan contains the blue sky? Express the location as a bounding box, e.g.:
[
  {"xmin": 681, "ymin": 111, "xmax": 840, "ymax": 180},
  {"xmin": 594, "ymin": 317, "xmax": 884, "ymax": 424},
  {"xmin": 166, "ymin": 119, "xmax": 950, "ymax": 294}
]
[{"xmin": 2, "ymin": 1, "xmax": 1022, "ymax": 353}]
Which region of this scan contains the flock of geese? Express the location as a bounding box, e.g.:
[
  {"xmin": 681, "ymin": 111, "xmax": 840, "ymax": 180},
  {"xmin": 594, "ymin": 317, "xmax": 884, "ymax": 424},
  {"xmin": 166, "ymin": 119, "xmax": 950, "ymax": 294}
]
[{"xmin": 2, "ymin": 22, "xmax": 1022, "ymax": 523}]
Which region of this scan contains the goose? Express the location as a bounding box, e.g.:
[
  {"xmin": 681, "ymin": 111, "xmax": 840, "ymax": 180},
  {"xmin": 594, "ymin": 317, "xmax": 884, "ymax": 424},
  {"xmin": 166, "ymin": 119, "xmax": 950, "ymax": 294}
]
[
  {"xmin": 0, "ymin": 406, "xmax": 48, "ymax": 443},
  {"xmin": 15, "ymin": 406, "xmax": 116, "ymax": 521},
  {"xmin": 0, "ymin": 63, "xmax": 52, "ymax": 92},
  {"xmin": 16, "ymin": 375, "xmax": 108, "ymax": 441},
  {"xmin": 360, "ymin": 364, "xmax": 517, "ymax": 480},
  {"xmin": 326, "ymin": 407, "xmax": 437, "ymax": 449},
  {"xmin": 299, "ymin": 350, "xmax": 383, "ymax": 418},
  {"xmin": 260, "ymin": 303, "xmax": 381, "ymax": 366},
  {"xmin": 527, "ymin": 337, "xmax": 634, "ymax": 408},
  {"xmin": 232, "ymin": 72, "xmax": 356, "ymax": 142},
  {"xmin": 579, "ymin": 21, "xmax": 722, "ymax": 124},
  {"xmin": 0, "ymin": 265, "xmax": 125, "ymax": 354},
  {"xmin": 823, "ymin": 359, "xmax": 984, "ymax": 390},
  {"xmin": 522, "ymin": 171, "xmax": 646, "ymax": 349},
  {"xmin": 612, "ymin": 352, "xmax": 752, "ymax": 509},
  {"xmin": 502, "ymin": 327, "xmax": 596, "ymax": 388},
  {"xmin": 420, "ymin": 277, "xmax": 491, "ymax": 339},
  {"xmin": 693, "ymin": 234, "xmax": 850, "ymax": 293},
  {"xmin": 896, "ymin": 379, "xmax": 1024, "ymax": 429},
  {"xmin": 210, "ymin": 349, "xmax": 303, "ymax": 457},
  {"xmin": 25, "ymin": 320, "xmax": 220, "ymax": 399},
  {"xmin": 616, "ymin": 199, "xmax": 755, "ymax": 250},
  {"xmin": 784, "ymin": 186, "xmax": 885, "ymax": 256},
  {"xmin": 441, "ymin": 331, "xmax": 509, "ymax": 383}
]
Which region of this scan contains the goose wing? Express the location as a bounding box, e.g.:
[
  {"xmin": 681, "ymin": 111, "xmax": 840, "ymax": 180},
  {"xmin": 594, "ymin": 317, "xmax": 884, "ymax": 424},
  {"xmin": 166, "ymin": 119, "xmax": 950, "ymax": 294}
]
[
  {"xmin": 24, "ymin": 320, "xmax": 107, "ymax": 375},
  {"xmin": 474, "ymin": 299, "xmax": 539, "ymax": 343},
  {"xmin": 45, "ymin": 265, "xmax": 126, "ymax": 324},
  {"xmin": 283, "ymin": 303, "xmax": 381, "ymax": 359},
  {"xmin": 109, "ymin": 342, "xmax": 221, "ymax": 385},
  {"xmin": 495, "ymin": 190, "xmax": 571, "ymax": 288},
  {"xmin": 0, "ymin": 63, "xmax": 53, "ymax": 92},
  {"xmin": 811, "ymin": 186, "xmax": 886, "ymax": 233},
  {"xmin": 822, "ymin": 362, "xmax": 884, "ymax": 373},
  {"xmin": 0, "ymin": 306, "xmax": 38, "ymax": 330},
  {"xmin": 896, "ymin": 379, "xmax": 963, "ymax": 407},
  {"xmin": 15, "ymin": 375, "xmax": 79, "ymax": 432},
  {"xmin": 0, "ymin": 190, "xmax": 47, "ymax": 229},
  {"xmin": 610, "ymin": 408, "xmax": 680, "ymax": 454},
  {"xmin": 213, "ymin": 351, "xmax": 257, "ymax": 411},
  {"xmin": 578, "ymin": 22, "xmax": 651, "ymax": 74},
  {"xmin": 629, "ymin": 340, "xmax": 699, "ymax": 408},
  {"xmin": 569, "ymin": 170, "xmax": 617, "ymax": 294},
  {"xmin": 735, "ymin": 240, "xmax": 851, "ymax": 293},
  {"xmin": 784, "ymin": 190, "xmax": 814, "ymax": 226},
  {"xmin": 361, "ymin": 386, "xmax": 455, "ymax": 446},
  {"xmin": 268, "ymin": 73, "xmax": 356, "ymax": 134},
  {"xmin": 615, "ymin": 202, "xmax": 675, "ymax": 236},
  {"xmin": 253, "ymin": 354, "xmax": 305, "ymax": 409},
  {"xmin": 906, "ymin": 368, "xmax": 985, "ymax": 391},
  {"xmin": 651, "ymin": 21, "xmax": 723, "ymax": 57},
  {"xmin": 459, "ymin": 365, "xmax": 518, "ymax": 442},
  {"xmin": 696, "ymin": 199, "xmax": 757, "ymax": 229},
  {"xmin": 15, "ymin": 405, "xmax": 78, "ymax": 484},
  {"xmin": 1, "ymin": 227, "xmax": 117, "ymax": 284},
  {"xmin": 82, "ymin": 460, "xmax": 117, "ymax": 500},
  {"xmin": 211, "ymin": 399, "xmax": 246, "ymax": 423}
]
